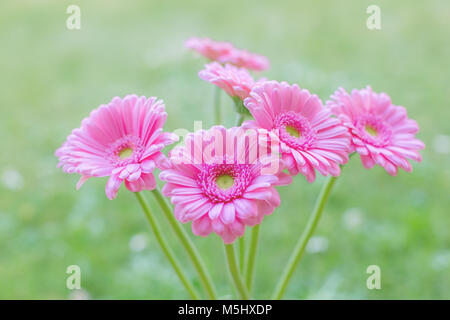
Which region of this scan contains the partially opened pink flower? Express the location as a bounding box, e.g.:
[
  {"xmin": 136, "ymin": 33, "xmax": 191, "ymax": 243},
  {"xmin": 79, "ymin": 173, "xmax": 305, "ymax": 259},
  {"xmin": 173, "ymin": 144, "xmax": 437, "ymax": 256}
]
[
  {"xmin": 243, "ymin": 81, "xmax": 350, "ymax": 182},
  {"xmin": 199, "ymin": 62, "xmax": 264, "ymax": 100},
  {"xmin": 185, "ymin": 37, "xmax": 269, "ymax": 71},
  {"xmin": 160, "ymin": 126, "xmax": 291, "ymax": 244},
  {"xmin": 326, "ymin": 87, "xmax": 425, "ymax": 175},
  {"xmin": 220, "ymin": 48, "xmax": 270, "ymax": 72},
  {"xmin": 55, "ymin": 95, "xmax": 178, "ymax": 199},
  {"xmin": 185, "ymin": 37, "xmax": 233, "ymax": 61}
]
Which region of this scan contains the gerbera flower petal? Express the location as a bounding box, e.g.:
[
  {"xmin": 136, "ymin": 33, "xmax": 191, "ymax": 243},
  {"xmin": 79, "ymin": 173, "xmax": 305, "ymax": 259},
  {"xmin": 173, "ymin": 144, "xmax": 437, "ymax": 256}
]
[
  {"xmin": 125, "ymin": 173, "xmax": 157, "ymax": 193},
  {"xmin": 192, "ymin": 215, "xmax": 213, "ymax": 237},
  {"xmin": 105, "ymin": 174, "xmax": 122, "ymax": 200},
  {"xmin": 76, "ymin": 175, "xmax": 90, "ymax": 190},
  {"xmin": 209, "ymin": 203, "xmax": 224, "ymax": 220},
  {"xmin": 221, "ymin": 203, "xmax": 236, "ymax": 225},
  {"xmin": 233, "ymin": 198, "xmax": 258, "ymax": 219}
]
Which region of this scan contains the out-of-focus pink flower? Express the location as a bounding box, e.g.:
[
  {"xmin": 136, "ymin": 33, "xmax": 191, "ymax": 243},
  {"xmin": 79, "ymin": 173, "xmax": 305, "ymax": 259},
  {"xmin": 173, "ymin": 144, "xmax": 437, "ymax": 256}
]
[
  {"xmin": 219, "ymin": 48, "xmax": 270, "ymax": 72},
  {"xmin": 243, "ymin": 81, "xmax": 350, "ymax": 182},
  {"xmin": 185, "ymin": 37, "xmax": 269, "ymax": 71},
  {"xmin": 198, "ymin": 62, "xmax": 264, "ymax": 100},
  {"xmin": 55, "ymin": 95, "xmax": 178, "ymax": 199},
  {"xmin": 185, "ymin": 37, "xmax": 234, "ymax": 61},
  {"xmin": 159, "ymin": 126, "xmax": 291, "ymax": 244},
  {"xmin": 326, "ymin": 87, "xmax": 425, "ymax": 175}
]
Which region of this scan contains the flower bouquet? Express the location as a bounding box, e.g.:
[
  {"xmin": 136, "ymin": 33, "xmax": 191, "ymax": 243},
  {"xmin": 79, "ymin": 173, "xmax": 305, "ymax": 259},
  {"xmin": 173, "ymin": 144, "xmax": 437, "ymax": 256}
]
[{"xmin": 56, "ymin": 37, "xmax": 424, "ymax": 300}]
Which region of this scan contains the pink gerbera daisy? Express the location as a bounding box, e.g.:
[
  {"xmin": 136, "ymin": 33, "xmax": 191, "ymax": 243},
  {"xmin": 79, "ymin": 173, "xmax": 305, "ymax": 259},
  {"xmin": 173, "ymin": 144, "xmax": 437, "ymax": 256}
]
[
  {"xmin": 326, "ymin": 87, "xmax": 425, "ymax": 175},
  {"xmin": 219, "ymin": 48, "xmax": 270, "ymax": 72},
  {"xmin": 185, "ymin": 37, "xmax": 269, "ymax": 72},
  {"xmin": 198, "ymin": 62, "xmax": 264, "ymax": 100},
  {"xmin": 159, "ymin": 126, "xmax": 291, "ymax": 244},
  {"xmin": 185, "ymin": 37, "xmax": 234, "ymax": 61},
  {"xmin": 55, "ymin": 95, "xmax": 178, "ymax": 199},
  {"xmin": 243, "ymin": 81, "xmax": 350, "ymax": 182}
]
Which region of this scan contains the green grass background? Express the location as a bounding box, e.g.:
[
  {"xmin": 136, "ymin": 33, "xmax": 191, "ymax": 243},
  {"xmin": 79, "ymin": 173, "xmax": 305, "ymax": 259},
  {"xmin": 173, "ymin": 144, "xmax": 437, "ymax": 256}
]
[{"xmin": 0, "ymin": 0, "xmax": 449, "ymax": 299}]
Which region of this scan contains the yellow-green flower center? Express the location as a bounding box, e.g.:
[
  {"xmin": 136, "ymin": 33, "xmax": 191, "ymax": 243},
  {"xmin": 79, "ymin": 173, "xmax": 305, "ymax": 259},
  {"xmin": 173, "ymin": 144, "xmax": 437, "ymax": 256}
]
[
  {"xmin": 216, "ymin": 174, "xmax": 234, "ymax": 190},
  {"xmin": 118, "ymin": 147, "xmax": 133, "ymax": 159},
  {"xmin": 286, "ymin": 125, "xmax": 300, "ymax": 138},
  {"xmin": 365, "ymin": 125, "xmax": 378, "ymax": 137}
]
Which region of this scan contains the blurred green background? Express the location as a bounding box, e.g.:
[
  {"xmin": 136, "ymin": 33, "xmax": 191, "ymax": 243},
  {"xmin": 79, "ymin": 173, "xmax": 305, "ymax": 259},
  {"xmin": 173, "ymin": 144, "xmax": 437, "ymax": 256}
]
[{"xmin": 0, "ymin": 0, "xmax": 449, "ymax": 299}]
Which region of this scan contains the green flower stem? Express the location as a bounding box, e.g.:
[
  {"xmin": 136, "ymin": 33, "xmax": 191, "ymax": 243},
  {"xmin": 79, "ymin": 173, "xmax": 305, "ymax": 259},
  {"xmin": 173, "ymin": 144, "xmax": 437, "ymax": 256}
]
[
  {"xmin": 244, "ymin": 223, "xmax": 260, "ymax": 292},
  {"xmin": 235, "ymin": 113, "xmax": 244, "ymax": 127},
  {"xmin": 214, "ymin": 86, "xmax": 221, "ymax": 124},
  {"xmin": 239, "ymin": 236, "xmax": 245, "ymax": 273},
  {"xmin": 134, "ymin": 192, "xmax": 199, "ymax": 300},
  {"xmin": 271, "ymin": 176, "xmax": 338, "ymax": 300},
  {"xmin": 151, "ymin": 187, "xmax": 217, "ymax": 300},
  {"xmin": 224, "ymin": 243, "xmax": 250, "ymax": 300}
]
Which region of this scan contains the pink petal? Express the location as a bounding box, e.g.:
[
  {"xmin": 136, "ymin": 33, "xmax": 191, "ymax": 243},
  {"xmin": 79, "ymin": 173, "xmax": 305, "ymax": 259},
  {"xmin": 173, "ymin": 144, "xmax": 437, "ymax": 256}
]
[
  {"xmin": 105, "ymin": 175, "xmax": 122, "ymax": 200},
  {"xmin": 220, "ymin": 202, "xmax": 236, "ymax": 225},
  {"xmin": 191, "ymin": 215, "xmax": 212, "ymax": 237}
]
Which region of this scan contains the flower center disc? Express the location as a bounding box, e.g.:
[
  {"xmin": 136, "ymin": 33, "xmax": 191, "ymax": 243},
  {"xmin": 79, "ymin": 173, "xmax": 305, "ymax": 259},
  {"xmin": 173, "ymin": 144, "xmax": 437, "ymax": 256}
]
[
  {"xmin": 118, "ymin": 147, "xmax": 133, "ymax": 159},
  {"xmin": 285, "ymin": 125, "xmax": 300, "ymax": 138},
  {"xmin": 365, "ymin": 125, "xmax": 378, "ymax": 137},
  {"xmin": 216, "ymin": 174, "xmax": 234, "ymax": 190}
]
